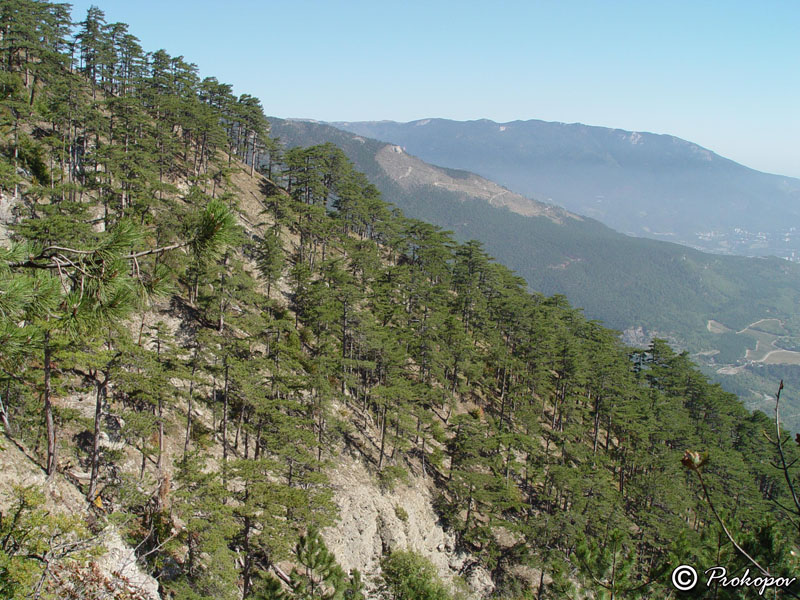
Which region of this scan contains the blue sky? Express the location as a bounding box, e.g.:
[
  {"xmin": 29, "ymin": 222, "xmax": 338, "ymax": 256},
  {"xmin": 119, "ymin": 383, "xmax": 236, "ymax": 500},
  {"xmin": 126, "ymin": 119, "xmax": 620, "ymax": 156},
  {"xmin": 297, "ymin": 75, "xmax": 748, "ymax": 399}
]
[{"xmin": 68, "ymin": 1, "xmax": 800, "ymax": 178}]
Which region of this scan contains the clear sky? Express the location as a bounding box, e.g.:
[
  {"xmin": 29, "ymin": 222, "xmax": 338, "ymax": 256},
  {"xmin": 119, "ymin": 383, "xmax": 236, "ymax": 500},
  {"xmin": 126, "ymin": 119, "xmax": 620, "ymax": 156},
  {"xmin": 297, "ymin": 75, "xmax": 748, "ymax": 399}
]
[{"xmin": 68, "ymin": 1, "xmax": 800, "ymax": 178}]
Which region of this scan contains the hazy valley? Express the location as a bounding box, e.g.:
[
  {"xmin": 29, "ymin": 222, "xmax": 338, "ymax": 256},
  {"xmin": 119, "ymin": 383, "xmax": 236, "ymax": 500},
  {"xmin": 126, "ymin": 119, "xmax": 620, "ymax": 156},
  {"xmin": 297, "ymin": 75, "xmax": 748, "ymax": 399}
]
[
  {"xmin": 335, "ymin": 118, "xmax": 800, "ymax": 260},
  {"xmin": 269, "ymin": 118, "xmax": 800, "ymax": 430}
]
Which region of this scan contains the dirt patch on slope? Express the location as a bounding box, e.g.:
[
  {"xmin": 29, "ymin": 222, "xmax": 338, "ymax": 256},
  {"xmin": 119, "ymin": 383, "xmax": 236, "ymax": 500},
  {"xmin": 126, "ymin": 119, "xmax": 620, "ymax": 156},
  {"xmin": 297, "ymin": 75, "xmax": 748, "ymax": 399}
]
[{"xmin": 376, "ymin": 145, "xmax": 577, "ymax": 223}]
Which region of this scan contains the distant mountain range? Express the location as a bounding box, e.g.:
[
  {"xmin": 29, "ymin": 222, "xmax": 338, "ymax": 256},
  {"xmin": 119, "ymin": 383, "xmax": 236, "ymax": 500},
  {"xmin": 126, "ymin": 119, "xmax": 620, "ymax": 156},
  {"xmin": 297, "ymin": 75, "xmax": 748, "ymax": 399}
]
[
  {"xmin": 333, "ymin": 118, "xmax": 800, "ymax": 258},
  {"xmin": 269, "ymin": 116, "xmax": 800, "ymax": 427},
  {"xmin": 269, "ymin": 117, "xmax": 800, "ymax": 340}
]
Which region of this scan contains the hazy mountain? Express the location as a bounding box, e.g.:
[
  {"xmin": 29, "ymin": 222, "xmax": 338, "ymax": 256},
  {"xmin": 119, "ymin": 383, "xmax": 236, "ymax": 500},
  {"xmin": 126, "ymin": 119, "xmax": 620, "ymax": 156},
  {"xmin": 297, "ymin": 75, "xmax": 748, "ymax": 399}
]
[
  {"xmin": 270, "ymin": 117, "xmax": 800, "ymax": 425},
  {"xmin": 270, "ymin": 117, "xmax": 800, "ymax": 340},
  {"xmin": 333, "ymin": 118, "xmax": 800, "ymax": 258}
]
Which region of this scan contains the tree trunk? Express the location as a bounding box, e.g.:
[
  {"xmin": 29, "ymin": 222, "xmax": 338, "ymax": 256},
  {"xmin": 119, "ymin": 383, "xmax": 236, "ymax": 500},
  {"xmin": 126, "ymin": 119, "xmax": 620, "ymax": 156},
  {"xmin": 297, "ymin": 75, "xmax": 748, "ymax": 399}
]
[
  {"xmin": 157, "ymin": 396, "xmax": 164, "ymax": 474},
  {"xmin": 378, "ymin": 405, "xmax": 387, "ymax": 470},
  {"xmin": 88, "ymin": 372, "xmax": 107, "ymax": 500},
  {"xmin": 0, "ymin": 386, "xmax": 11, "ymax": 434},
  {"xmin": 222, "ymin": 361, "xmax": 229, "ymax": 487},
  {"xmin": 234, "ymin": 405, "xmax": 245, "ymax": 450},
  {"xmin": 184, "ymin": 346, "xmax": 198, "ymax": 459},
  {"xmin": 537, "ymin": 569, "xmax": 545, "ymax": 600},
  {"xmin": 242, "ymin": 511, "xmax": 253, "ymax": 597},
  {"xmin": 44, "ymin": 332, "xmax": 56, "ymax": 478},
  {"xmin": 593, "ymin": 394, "xmax": 601, "ymax": 455}
]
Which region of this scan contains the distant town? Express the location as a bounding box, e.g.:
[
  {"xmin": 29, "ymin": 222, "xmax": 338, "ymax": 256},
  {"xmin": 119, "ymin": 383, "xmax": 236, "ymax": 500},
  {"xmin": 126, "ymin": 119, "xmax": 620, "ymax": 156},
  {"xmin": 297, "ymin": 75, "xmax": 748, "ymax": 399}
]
[{"xmin": 690, "ymin": 226, "xmax": 799, "ymax": 260}]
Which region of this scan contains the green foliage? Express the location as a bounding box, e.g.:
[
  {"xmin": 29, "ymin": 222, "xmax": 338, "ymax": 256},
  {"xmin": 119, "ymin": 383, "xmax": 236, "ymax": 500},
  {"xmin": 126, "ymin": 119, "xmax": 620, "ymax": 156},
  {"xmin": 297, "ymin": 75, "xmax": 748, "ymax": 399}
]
[
  {"xmin": 713, "ymin": 331, "xmax": 756, "ymax": 364},
  {"xmin": 188, "ymin": 198, "xmax": 239, "ymax": 262},
  {"xmin": 378, "ymin": 465, "xmax": 409, "ymax": 492},
  {"xmin": 272, "ymin": 117, "xmax": 800, "ymax": 429},
  {"xmin": 165, "ymin": 455, "xmax": 239, "ymax": 600},
  {"xmin": 2, "ymin": 5, "xmax": 799, "ymax": 600},
  {"xmin": 572, "ymin": 530, "xmax": 653, "ymax": 599},
  {"xmin": 259, "ymin": 529, "xmax": 364, "ymax": 600},
  {"xmin": 378, "ymin": 550, "xmax": 453, "ymax": 600},
  {"xmin": 0, "ymin": 486, "xmax": 95, "ymax": 599},
  {"xmin": 394, "ymin": 505, "xmax": 409, "ymax": 523},
  {"xmin": 254, "ymin": 226, "xmax": 285, "ymax": 296}
]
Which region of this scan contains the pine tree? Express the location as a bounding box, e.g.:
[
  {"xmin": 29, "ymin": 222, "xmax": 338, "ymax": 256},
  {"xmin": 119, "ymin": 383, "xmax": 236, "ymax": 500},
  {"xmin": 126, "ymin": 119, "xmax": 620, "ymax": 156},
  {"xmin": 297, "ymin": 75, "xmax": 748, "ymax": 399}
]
[{"xmin": 378, "ymin": 550, "xmax": 452, "ymax": 600}]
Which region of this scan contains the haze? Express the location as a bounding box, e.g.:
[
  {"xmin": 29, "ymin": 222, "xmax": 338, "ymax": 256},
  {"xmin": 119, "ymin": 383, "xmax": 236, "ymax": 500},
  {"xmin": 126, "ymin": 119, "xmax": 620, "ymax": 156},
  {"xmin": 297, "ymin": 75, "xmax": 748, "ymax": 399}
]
[{"xmin": 68, "ymin": 0, "xmax": 800, "ymax": 178}]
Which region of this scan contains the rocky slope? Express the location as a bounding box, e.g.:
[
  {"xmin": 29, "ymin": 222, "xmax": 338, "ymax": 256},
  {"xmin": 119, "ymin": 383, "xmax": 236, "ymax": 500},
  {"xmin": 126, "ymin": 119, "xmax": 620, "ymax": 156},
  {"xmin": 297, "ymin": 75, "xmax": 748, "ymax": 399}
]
[
  {"xmin": 0, "ymin": 441, "xmax": 161, "ymax": 599},
  {"xmin": 324, "ymin": 455, "xmax": 493, "ymax": 598},
  {"xmin": 0, "ymin": 161, "xmax": 490, "ymax": 599},
  {"xmin": 374, "ymin": 144, "xmax": 575, "ymax": 223},
  {"xmin": 334, "ymin": 118, "xmax": 800, "ymax": 257}
]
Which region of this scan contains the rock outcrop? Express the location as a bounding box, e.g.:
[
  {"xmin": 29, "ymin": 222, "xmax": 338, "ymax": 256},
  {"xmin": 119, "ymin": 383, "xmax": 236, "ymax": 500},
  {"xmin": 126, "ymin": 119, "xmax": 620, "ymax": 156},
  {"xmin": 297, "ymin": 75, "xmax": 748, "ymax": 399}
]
[
  {"xmin": 323, "ymin": 456, "xmax": 494, "ymax": 598},
  {"xmin": 0, "ymin": 441, "xmax": 161, "ymax": 600}
]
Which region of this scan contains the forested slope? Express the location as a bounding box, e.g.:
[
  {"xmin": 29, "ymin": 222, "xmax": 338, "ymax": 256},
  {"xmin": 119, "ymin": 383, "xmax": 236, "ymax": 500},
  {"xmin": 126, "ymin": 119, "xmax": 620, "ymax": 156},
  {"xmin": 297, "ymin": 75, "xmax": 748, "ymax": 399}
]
[
  {"xmin": 270, "ymin": 118, "xmax": 800, "ymax": 432},
  {"xmin": 1, "ymin": 3, "xmax": 799, "ymax": 599},
  {"xmin": 269, "ymin": 119, "xmax": 800, "ymax": 344}
]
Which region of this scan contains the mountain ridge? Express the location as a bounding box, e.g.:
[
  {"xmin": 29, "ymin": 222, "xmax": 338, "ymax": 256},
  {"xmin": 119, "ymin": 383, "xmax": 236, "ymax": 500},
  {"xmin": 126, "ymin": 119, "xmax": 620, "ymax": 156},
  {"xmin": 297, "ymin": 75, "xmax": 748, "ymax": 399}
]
[
  {"xmin": 270, "ymin": 116, "xmax": 800, "ymax": 429},
  {"xmin": 373, "ymin": 143, "xmax": 578, "ymax": 222},
  {"xmin": 332, "ymin": 117, "xmax": 800, "ymax": 256}
]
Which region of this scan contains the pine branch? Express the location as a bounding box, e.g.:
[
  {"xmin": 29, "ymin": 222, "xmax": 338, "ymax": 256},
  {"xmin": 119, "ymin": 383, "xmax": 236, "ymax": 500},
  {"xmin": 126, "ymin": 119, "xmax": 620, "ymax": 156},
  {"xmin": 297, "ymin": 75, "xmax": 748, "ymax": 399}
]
[{"xmin": 8, "ymin": 242, "xmax": 187, "ymax": 270}]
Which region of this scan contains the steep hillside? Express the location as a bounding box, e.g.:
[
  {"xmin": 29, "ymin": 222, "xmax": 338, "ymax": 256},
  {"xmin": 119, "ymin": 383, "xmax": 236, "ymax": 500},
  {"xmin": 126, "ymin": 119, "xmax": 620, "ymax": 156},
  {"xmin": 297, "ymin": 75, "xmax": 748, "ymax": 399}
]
[
  {"xmin": 3, "ymin": 4, "xmax": 800, "ymax": 600},
  {"xmin": 270, "ymin": 117, "xmax": 800, "ymax": 430},
  {"xmin": 334, "ymin": 118, "xmax": 800, "ymax": 258},
  {"xmin": 269, "ymin": 119, "xmax": 800, "ymax": 339},
  {"xmin": 374, "ymin": 144, "xmax": 571, "ymax": 222}
]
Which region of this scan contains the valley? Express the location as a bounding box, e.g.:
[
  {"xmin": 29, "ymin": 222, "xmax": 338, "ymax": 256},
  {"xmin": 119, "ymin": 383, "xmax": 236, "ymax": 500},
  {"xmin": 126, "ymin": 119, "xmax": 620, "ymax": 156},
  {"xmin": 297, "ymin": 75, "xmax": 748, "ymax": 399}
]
[
  {"xmin": 335, "ymin": 118, "xmax": 800, "ymax": 258},
  {"xmin": 271, "ymin": 117, "xmax": 800, "ymax": 430},
  {"xmin": 704, "ymin": 318, "xmax": 800, "ymax": 365}
]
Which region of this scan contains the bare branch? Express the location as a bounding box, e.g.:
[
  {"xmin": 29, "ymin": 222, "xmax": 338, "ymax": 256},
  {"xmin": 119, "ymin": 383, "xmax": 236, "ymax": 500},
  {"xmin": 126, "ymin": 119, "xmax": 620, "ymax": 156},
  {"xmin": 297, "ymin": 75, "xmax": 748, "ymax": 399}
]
[
  {"xmin": 774, "ymin": 380, "xmax": 800, "ymax": 531},
  {"xmin": 694, "ymin": 468, "xmax": 772, "ymax": 578}
]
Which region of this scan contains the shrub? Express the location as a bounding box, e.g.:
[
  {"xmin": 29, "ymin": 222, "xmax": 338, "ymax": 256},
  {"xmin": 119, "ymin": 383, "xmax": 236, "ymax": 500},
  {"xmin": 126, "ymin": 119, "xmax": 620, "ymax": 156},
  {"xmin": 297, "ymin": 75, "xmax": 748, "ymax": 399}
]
[
  {"xmin": 378, "ymin": 550, "xmax": 452, "ymax": 600},
  {"xmin": 378, "ymin": 465, "xmax": 409, "ymax": 491},
  {"xmin": 394, "ymin": 505, "xmax": 409, "ymax": 522}
]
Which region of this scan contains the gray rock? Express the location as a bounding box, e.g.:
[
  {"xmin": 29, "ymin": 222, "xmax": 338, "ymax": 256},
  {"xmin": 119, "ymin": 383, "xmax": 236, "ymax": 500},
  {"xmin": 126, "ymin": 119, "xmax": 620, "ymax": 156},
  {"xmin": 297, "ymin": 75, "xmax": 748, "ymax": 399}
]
[
  {"xmin": 96, "ymin": 528, "xmax": 161, "ymax": 600},
  {"xmin": 322, "ymin": 457, "xmax": 489, "ymax": 599}
]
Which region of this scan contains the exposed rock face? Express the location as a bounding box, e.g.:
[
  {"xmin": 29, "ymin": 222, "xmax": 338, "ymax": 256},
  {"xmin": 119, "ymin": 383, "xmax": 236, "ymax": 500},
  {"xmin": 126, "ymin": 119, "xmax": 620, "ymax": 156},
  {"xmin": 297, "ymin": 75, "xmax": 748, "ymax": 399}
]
[
  {"xmin": 0, "ymin": 441, "xmax": 161, "ymax": 599},
  {"xmin": 463, "ymin": 562, "xmax": 495, "ymax": 598},
  {"xmin": 374, "ymin": 144, "xmax": 575, "ymax": 224},
  {"xmin": 323, "ymin": 456, "xmax": 494, "ymax": 598},
  {"xmin": 0, "ymin": 189, "xmax": 15, "ymax": 243},
  {"xmin": 621, "ymin": 326, "xmax": 683, "ymax": 352},
  {"xmin": 95, "ymin": 528, "xmax": 161, "ymax": 600},
  {"xmin": 621, "ymin": 326, "xmax": 652, "ymax": 348}
]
